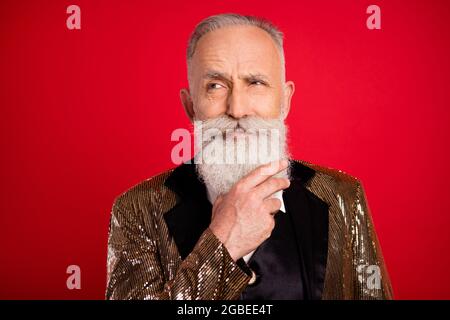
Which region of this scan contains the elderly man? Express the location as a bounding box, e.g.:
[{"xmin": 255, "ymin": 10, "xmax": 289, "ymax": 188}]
[{"xmin": 106, "ymin": 13, "xmax": 393, "ymax": 300}]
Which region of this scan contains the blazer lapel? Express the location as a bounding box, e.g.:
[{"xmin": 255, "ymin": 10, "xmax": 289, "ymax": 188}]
[
  {"xmin": 163, "ymin": 162, "xmax": 212, "ymax": 260},
  {"xmin": 283, "ymin": 160, "xmax": 329, "ymax": 300}
]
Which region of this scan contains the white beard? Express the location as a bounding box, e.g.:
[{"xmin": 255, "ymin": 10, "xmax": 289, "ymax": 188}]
[{"xmin": 194, "ymin": 115, "xmax": 290, "ymax": 202}]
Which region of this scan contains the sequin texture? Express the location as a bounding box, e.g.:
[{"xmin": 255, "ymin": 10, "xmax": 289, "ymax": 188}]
[{"xmin": 105, "ymin": 160, "xmax": 393, "ymax": 300}]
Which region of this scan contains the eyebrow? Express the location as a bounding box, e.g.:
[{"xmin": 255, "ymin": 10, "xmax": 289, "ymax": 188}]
[
  {"xmin": 203, "ymin": 70, "xmax": 270, "ymax": 84},
  {"xmin": 246, "ymin": 72, "xmax": 270, "ymax": 83},
  {"xmin": 203, "ymin": 71, "xmax": 231, "ymax": 84}
]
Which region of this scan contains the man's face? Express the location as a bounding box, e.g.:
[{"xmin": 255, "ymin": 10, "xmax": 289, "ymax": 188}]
[
  {"xmin": 181, "ymin": 25, "xmax": 294, "ymax": 121},
  {"xmin": 181, "ymin": 24, "xmax": 295, "ymax": 199}
]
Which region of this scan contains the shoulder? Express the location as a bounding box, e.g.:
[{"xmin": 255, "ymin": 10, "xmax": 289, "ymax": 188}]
[
  {"xmin": 294, "ymin": 159, "xmax": 359, "ymax": 183},
  {"xmin": 291, "ymin": 158, "xmax": 363, "ymax": 196},
  {"xmin": 111, "ymin": 168, "xmax": 176, "ymax": 213}
]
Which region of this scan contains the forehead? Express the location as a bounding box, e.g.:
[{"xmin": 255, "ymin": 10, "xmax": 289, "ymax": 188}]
[{"xmin": 191, "ymin": 25, "xmax": 282, "ymax": 76}]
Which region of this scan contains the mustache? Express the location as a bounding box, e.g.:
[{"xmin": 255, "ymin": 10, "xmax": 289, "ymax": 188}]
[{"xmin": 196, "ymin": 115, "xmax": 284, "ymax": 134}]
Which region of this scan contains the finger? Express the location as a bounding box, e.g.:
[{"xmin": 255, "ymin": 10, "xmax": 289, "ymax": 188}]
[
  {"xmin": 237, "ymin": 159, "xmax": 289, "ymax": 191},
  {"xmin": 213, "ymin": 194, "xmax": 223, "ymax": 206},
  {"xmin": 255, "ymin": 177, "xmax": 290, "ymax": 199},
  {"xmin": 264, "ymin": 197, "xmax": 282, "ymax": 214}
]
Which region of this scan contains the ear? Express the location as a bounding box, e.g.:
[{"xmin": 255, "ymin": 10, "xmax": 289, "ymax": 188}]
[
  {"xmin": 282, "ymin": 80, "xmax": 295, "ymax": 120},
  {"xmin": 180, "ymin": 88, "xmax": 195, "ymax": 122}
]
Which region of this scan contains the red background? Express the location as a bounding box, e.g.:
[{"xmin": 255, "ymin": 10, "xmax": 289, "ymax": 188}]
[{"xmin": 1, "ymin": 0, "xmax": 449, "ymax": 299}]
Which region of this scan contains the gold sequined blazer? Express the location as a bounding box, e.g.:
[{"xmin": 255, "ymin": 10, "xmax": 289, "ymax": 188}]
[{"xmin": 106, "ymin": 159, "xmax": 393, "ymax": 300}]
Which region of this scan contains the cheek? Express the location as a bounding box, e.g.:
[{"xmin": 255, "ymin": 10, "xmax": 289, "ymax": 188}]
[
  {"xmin": 193, "ymin": 95, "xmax": 227, "ymax": 119},
  {"xmin": 252, "ymin": 92, "xmax": 283, "ymax": 118}
]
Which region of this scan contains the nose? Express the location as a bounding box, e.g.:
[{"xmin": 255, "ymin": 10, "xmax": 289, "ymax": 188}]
[{"xmin": 226, "ymin": 87, "xmax": 253, "ymax": 119}]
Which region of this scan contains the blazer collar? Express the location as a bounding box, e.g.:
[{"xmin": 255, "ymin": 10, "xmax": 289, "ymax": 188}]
[
  {"xmin": 163, "ymin": 161, "xmax": 212, "ymax": 260},
  {"xmin": 163, "ymin": 160, "xmax": 329, "ymax": 299},
  {"xmin": 283, "ymin": 160, "xmax": 329, "ymax": 300}
]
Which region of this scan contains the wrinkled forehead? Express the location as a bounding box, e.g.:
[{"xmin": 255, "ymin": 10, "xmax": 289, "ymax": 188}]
[{"xmin": 190, "ymin": 25, "xmax": 283, "ymax": 79}]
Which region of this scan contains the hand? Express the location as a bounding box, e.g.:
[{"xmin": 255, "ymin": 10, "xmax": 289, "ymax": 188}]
[{"xmin": 209, "ymin": 159, "xmax": 290, "ymax": 261}]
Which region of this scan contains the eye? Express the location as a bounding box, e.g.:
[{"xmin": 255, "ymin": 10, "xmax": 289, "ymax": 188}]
[
  {"xmin": 250, "ymin": 80, "xmax": 266, "ymax": 86},
  {"xmin": 207, "ymin": 82, "xmax": 225, "ymax": 90}
]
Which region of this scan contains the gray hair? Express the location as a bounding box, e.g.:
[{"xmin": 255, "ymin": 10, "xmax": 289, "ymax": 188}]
[{"xmin": 186, "ymin": 13, "xmax": 286, "ymax": 83}]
